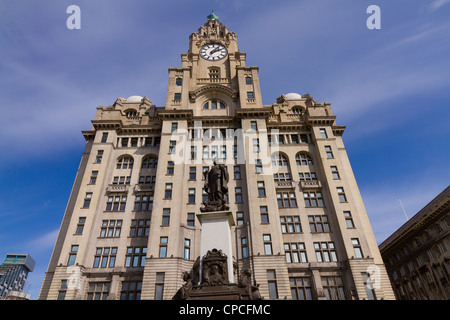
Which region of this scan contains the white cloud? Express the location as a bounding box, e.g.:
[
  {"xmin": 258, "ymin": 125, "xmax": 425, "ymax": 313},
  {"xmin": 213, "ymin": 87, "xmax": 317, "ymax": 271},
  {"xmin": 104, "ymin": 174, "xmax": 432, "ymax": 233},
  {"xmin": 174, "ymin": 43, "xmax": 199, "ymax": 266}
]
[
  {"xmin": 429, "ymin": 0, "xmax": 450, "ymax": 12},
  {"xmin": 29, "ymin": 229, "xmax": 59, "ymax": 252}
]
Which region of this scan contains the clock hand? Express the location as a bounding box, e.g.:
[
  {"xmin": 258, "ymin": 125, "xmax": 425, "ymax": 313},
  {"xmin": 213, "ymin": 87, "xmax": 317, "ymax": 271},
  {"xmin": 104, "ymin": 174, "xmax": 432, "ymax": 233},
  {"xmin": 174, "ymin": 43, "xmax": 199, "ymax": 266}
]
[{"xmin": 210, "ymin": 47, "xmax": 220, "ymax": 54}]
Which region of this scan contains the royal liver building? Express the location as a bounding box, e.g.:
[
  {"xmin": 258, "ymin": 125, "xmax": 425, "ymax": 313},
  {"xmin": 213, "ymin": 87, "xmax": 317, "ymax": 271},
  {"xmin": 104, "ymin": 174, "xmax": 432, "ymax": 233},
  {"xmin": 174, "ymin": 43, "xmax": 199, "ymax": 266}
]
[{"xmin": 39, "ymin": 13, "xmax": 395, "ymax": 300}]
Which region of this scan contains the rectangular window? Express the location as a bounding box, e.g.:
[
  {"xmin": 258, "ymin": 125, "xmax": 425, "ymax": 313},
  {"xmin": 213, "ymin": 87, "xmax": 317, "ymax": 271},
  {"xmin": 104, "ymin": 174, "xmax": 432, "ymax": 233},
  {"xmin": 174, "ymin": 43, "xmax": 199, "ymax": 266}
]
[
  {"xmin": 106, "ymin": 195, "xmax": 127, "ymax": 211},
  {"xmin": 131, "ymin": 138, "xmax": 138, "ymax": 147},
  {"xmin": 120, "ymin": 281, "xmax": 142, "ymax": 300},
  {"xmin": 189, "ymin": 167, "xmax": 197, "ymax": 180},
  {"xmin": 236, "ymin": 212, "xmax": 244, "ymax": 225},
  {"xmin": 319, "ymin": 128, "xmax": 328, "ymax": 139},
  {"xmin": 300, "ymin": 134, "xmax": 308, "ymax": 144},
  {"xmin": 100, "ymin": 220, "xmax": 122, "ymax": 238},
  {"xmin": 203, "ymin": 146, "xmax": 209, "ymax": 159},
  {"xmin": 362, "ymin": 273, "xmax": 376, "ymax": 300},
  {"xmin": 130, "ymin": 219, "xmax": 150, "ymax": 237},
  {"xmin": 250, "ymin": 121, "xmax": 258, "ymax": 131},
  {"xmin": 184, "ymin": 239, "xmax": 191, "ymax": 260},
  {"xmin": 95, "ymin": 150, "xmax": 103, "ymax": 163},
  {"xmin": 245, "ymin": 77, "xmax": 252, "ymax": 85},
  {"xmin": 75, "ymin": 217, "xmax": 86, "ymax": 235},
  {"xmin": 284, "ymin": 243, "xmax": 307, "ymax": 263},
  {"xmin": 255, "ymin": 159, "xmax": 263, "ymax": 173},
  {"xmin": 189, "ymin": 145, "xmax": 197, "ymax": 160},
  {"xmin": 314, "ymin": 242, "xmax": 337, "ymax": 262},
  {"xmin": 134, "ymin": 194, "xmax": 153, "ymax": 211},
  {"xmin": 235, "ymin": 187, "xmax": 243, "ymax": 203},
  {"xmin": 187, "ymin": 212, "xmax": 195, "ymax": 227},
  {"xmin": 241, "ymin": 237, "xmax": 248, "ymax": 258},
  {"xmin": 325, "ymin": 146, "xmax": 334, "ymax": 158},
  {"xmin": 121, "ymin": 138, "xmax": 129, "ymax": 148},
  {"xmin": 257, "ymin": 181, "xmax": 266, "ymax": 197},
  {"xmin": 322, "ymin": 277, "xmax": 346, "ymax": 300},
  {"xmin": 291, "ymin": 134, "xmax": 298, "ymax": 144},
  {"xmin": 344, "ymin": 211, "xmax": 355, "ymax": 228},
  {"xmin": 145, "ymin": 137, "xmax": 153, "ymax": 147},
  {"xmin": 164, "ymin": 183, "xmax": 173, "ymax": 199},
  {"xmin": 276, "ymin": 191, "xmax": 297, "ymax": 208},
  {"xmin": 58, "ymin": 280, "xmax": 67, "ymax": 300},
  {"xmin": 234, "ymin": 165, "xmax": 241, "ymax": 179},
  {"xmin": 247, "ymin": 91, "xmax": 255, "ymax": 99},
  {"xmin": 188, "ymin": 188, "xmax": 195, "ymax": 204},
  {"xmin": 101, "ymin": 132, "xmax": 108, "ymax": 143},
  {"xmin": 253, "ymin": 138, "xmax": 260, "ymax": 152},
  {"xmin": 331, "ymin": 166, "xmax": 340, "ymax": 179},
  {"xmin": 155, "ymin": 273, "xmax": 165, "ymax": 300},
  {"xmin": 125, "ymin": 247, "xmax": 147, "ymax": 268},
  {"xmin": 280, "ymin": 216, "xmax": 302, "ymax": 233},
  {"xmin": 290, "ymin": 277, "xmax": 312, "ymax": 300},
  {"xmin": 308, "ymin": 215, "xmax": 330, "ymax": 233},
  {"xmin": 174, "ymin": 93, "xmax": 181, "ymax": 101},
  {"xmin": 352, "ymin": 238, "xmax": 364, "ymax": 258},
  {"xmin": 267, "ymin": 270, "xmax": 278, "ymax": 299},
  {"xmin": 68, "ymin": 245, "xmax": 78, "ymax": 266},
  {"xmin": 260, "ymin": 206, "xmax": 269, "ymax": 224},
  {"xmin": 89, "ymin": 171, "xmax": 98, "ymax": 184},
  {"xmin": 87, "ymin": 282, "xmax": 110, "ymax": 300},
  {"xmin": 303, "ymin": 191, "xmax": 324, "ymax": 207},
  {"xmin": 171, "ymin": 122, "xmax": 178, "ymax": 133},
  {"xmin": 337, "ymin": 187, "xmax": 347, "ymax": 202},
  {"xmin": 162, "ymin": 208, "xmax": 171, "ymax": 226},
  {"xmin": 83, "ymin": 193, "xmax": 92, "ymax": 208},
  {"xmin": 169, "ymin": 140, "xmax": 176, "ymax": 154},
  {"xmin": 167, "ymin": 161, "xmax": 174, "ymax": 175},
  {"xmin": 93, "ymin": 247, "xmax": 117, "ymax": 268},
  {"xmin": 263, "ymin": 234, "xmax": 273, "ymax": 255},
  {"xmin": 159, "ymin": 237, "xmax": 168, "ymax": 258}
]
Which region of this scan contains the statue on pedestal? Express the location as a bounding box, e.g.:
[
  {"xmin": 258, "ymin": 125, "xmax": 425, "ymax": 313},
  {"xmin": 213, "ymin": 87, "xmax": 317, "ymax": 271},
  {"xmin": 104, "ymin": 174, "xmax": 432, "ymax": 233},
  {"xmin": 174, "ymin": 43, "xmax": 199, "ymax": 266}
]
[{"xmin": 201, "ymin": 159, "xmax": 229, "ymax": 212}]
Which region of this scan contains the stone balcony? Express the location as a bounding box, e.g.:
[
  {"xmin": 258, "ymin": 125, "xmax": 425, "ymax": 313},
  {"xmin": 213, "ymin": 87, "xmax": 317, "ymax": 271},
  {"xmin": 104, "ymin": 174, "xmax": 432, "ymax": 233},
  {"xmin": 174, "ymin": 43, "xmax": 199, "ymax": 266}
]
[
  {"xmin": 275, "ymin": 180, "xmax": 296, "ymax": 188},
  {"xmin": 106, "ymin": 184, "xmax": 130, "ymax": 193},
  {"xmin": 300, "ymin": 180, "xmax": 322, "ymax": 190},
  {"xmin": 133, "ymin": 184, "xmax": 154, "ymax": 193}
]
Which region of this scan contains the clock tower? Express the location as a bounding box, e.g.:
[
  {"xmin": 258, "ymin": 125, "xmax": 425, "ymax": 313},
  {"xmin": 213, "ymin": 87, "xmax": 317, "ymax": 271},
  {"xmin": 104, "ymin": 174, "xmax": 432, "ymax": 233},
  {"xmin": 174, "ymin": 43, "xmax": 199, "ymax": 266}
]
[{"xmin": 165, "ymin": 12, "xmax": 263, "ymax": 114}]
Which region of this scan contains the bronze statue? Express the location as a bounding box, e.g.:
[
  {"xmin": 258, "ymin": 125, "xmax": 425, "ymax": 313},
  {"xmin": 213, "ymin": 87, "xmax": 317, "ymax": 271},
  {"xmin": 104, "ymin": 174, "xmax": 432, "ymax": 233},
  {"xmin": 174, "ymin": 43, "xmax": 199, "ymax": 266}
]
[{"xmin": 201, "ymin": 159, "xmax": 229, "ymax": 212}]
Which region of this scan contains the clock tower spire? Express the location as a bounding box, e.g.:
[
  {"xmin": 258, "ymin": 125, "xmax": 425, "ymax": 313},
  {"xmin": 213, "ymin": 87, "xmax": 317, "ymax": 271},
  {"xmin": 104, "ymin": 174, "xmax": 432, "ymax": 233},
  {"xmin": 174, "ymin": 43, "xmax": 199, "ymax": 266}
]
[{"xmin": 165, "ymin": 13, "xmax": 263, "ymax": 112}]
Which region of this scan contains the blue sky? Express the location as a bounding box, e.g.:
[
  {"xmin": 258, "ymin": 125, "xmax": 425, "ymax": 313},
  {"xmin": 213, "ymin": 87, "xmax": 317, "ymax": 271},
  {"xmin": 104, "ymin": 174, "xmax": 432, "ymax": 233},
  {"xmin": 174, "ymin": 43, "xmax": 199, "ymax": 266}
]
[{"xmin": 0, "ymin": 0, "xmax": 449, "ymax": 300}]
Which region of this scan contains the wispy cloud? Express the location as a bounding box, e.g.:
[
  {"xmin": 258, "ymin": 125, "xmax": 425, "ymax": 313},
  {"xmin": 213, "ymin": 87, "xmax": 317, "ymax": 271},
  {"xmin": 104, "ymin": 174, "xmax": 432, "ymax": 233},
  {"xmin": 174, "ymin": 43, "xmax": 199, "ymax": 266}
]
[
  {"xmin": 429, "ymin": 0, "xmax": 450, "ymax": 12},
  {"xmin": 361, "ymin": 176, "xmax": 449, "ymax": 244}
]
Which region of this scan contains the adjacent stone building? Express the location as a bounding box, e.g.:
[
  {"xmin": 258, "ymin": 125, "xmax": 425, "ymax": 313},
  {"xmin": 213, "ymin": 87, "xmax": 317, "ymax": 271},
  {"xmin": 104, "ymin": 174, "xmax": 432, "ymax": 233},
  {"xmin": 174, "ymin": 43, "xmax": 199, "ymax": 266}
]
[
  {"xmin": 379, "ymin": 186, "xmax": 450, "ymax": 299},
  {"xmin": 39, "ymin": 14, "xmax": 395, "ymax": 300}
]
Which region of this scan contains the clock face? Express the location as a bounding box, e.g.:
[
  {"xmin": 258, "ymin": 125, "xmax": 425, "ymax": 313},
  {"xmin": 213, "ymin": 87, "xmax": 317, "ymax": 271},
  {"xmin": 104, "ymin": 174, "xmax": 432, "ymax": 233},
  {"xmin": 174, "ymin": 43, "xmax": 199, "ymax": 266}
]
[{"xmin": 200, "ymin": 44, "xmax": 228, "ymax": 61}]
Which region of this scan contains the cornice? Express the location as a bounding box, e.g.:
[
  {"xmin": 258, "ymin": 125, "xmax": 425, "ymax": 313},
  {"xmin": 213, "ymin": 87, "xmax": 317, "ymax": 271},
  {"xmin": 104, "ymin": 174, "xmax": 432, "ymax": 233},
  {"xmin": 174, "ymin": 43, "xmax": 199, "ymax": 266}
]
[
  {"xmin": 306, "ymin": 115, "xmax": 336, "ymax": 126},
  {"xmin": 236, "ymin": 107, "xmax": 271, "ymax": 119}
]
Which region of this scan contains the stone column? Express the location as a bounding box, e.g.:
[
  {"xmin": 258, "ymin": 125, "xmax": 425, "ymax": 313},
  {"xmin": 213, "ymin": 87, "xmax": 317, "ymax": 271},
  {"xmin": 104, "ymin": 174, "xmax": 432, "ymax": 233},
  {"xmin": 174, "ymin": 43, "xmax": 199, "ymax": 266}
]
[{"xmin": 196, "ymin": 210, "xmax": 235, "ymax": 283}]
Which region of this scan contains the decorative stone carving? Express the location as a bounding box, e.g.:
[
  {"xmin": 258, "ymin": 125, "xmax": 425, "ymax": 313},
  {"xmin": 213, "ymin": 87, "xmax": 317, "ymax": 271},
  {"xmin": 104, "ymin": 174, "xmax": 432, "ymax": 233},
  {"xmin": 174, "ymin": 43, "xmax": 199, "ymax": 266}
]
[{"xmin": 201, "ymin": 249, "xmax": 229, "ymax": 286}]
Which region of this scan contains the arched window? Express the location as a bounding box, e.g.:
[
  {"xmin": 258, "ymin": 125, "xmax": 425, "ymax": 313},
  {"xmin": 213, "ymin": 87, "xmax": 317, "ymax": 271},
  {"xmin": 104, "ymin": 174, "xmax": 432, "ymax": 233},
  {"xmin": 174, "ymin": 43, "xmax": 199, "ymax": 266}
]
[
  {"xmin": 203, "ymin": 100, "xmax": 226, "ymax": 110},
  {"xmin": 141, "ymin": 155, "xmax": 158, "ymax": 169},
  {"xmin": 272, "ymin": 153, "xmax": 292, "ymax": 182},
  {"xmin": 292, "ymin": 107, "xmax": 303, "ymax": 115},
  {"xmin": 125, "ymin": 109, "xmax": 138, "ymax": 118},
  {"xmin": 117, "ymin": 156, "xmax": 134, "ymax": 169},
  {"xmin": 271, "ymin": 153, "xmax": 289, "ymax": 167},
  {"xmin": 296, "ymin": 153, "xmax": 313, "ymax": 166}
]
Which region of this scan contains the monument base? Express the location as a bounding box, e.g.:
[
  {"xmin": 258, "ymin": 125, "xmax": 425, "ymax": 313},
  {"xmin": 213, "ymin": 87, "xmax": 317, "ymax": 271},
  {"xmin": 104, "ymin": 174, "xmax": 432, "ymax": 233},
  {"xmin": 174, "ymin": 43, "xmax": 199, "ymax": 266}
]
[{"xmin": 185, "ymin": 284, "xmax": 241, "ymax": 300}]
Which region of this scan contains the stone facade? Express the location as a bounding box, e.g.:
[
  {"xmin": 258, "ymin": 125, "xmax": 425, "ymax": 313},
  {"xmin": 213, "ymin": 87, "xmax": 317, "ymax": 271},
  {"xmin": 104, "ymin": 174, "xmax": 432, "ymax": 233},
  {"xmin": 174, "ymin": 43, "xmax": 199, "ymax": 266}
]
[{"xmin": 39, "ymin": 16, "xmax": 395, "ymax": 300}]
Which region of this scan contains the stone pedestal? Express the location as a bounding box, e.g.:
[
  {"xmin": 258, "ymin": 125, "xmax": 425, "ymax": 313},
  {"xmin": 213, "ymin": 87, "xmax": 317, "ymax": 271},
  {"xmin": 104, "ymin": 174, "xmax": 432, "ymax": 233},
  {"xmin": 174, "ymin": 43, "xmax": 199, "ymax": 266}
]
[{"xmin": 196, "ymin": 210, "xmax": 235, "ymax": 284}]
